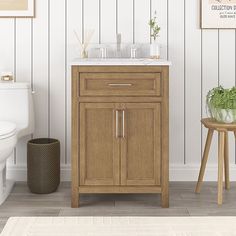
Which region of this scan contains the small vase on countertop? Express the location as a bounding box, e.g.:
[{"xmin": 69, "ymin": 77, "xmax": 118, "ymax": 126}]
[
  {"xmin": 150, "ymin": 40, "xmax": 160, "ymax": 59},
  {"xmin": 74, "ymin": 29, "xmax": 94, "ymax": 59},
  {"xmin": 81, "ymin": 44, "xmax": 88, "ymax": 59},
  {"xmin": 149, "ymin": 10, "xmax": 161, "ymax": 59}
]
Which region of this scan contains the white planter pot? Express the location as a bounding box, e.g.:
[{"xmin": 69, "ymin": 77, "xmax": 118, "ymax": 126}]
[
  {"xmin": 150, "ymin": 42, "xmax": 160, "ymax": 59},
  {"xmin": 208, "ymin": 106, "xmax": 236, "ymax": 123}
]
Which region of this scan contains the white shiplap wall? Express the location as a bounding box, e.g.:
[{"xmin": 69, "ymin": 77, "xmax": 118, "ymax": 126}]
[{"xmin": 1, "ymin": 0, "xmax": 236, "ymax": 181}]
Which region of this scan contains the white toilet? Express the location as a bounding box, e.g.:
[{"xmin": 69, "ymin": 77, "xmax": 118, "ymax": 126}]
[{"xmin": 0, "ymin": 82, "xmax": 34, "ymax": 205}]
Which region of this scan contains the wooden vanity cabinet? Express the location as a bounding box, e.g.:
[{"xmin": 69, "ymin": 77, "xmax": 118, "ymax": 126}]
[{"xmin": 72, "ymin": 66, "xmax": 169, "ymax": 208}]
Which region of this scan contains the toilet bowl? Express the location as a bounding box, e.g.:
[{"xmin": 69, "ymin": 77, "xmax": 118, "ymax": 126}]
[{"xmin": 0, "ymin": 82, "xmax": 34, "ymax": 205}]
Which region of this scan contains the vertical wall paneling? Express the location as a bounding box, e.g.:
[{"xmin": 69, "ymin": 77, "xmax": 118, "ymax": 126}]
[
  {"xmin": 32, "ymin": 0, "xmax": 49, "ymax": 139},
  {"xmin": 15, "ymin": 19, "xmax": 32, "ymax": 165},
  {"xmin": 101, "ymin": 0, "xmax": 116, "ymax": 44},
  {"xmin": 219, "ymin": 31, "xmax": 235, "ymax": 87},
  {"xmin": 0, "ymin": 19, "xmax": 15, "ymax": 166},
  {"xmin": 67, "ymin": 0, "xmax": 83, "ymax": 165},
  {"xmin": 202, "ymin": 30, "xmax": 219, "ymax": 166},
  {"xmin": 48, "ymin": 0, "xmax": 51, "ymax": 138},
  {"xmin": 0, "ymin": 21, "xmax": 15, "ymax": 74},
  {"xmin": 219, "ymin": 30, "xmax": 236, "ymax": 165},
  {"xmin": 65, "ymin": 0, "xmax": 67, "ymax": 164},
  {"xmin": 185, "ymin": 0, "xmax": 201, "ymax": 165},
  {"xmin": 167, "ymin": 0, "xmax": 169, "ymax": 59},
  {"xmin": 134, "ymin": 0, "xmax": 150, "ymax": 44},
  {"xmin": 168, "ymin": 0, "xmax": 185, "ymax": 165},
  {"xmin": 49, "ymin": 0, "xmax": 66, "ymax": 164},
  {"xmin": 133, "ymin": 0, "xmax": 135, "ymax": 44},
  {"xmin": 117, "ymin": 0, "xmax": 133, "ymax": 43},
  {"xmin": 84, "ymin": 0, "xmax": 99, "ymax": 44},
  {"xmin": 1, "ymin": 0, "xmax": 236, "ymax": 180},
  {"xmin": 151, "ymin": 0, "xmax": 168, "ymax": 59}
]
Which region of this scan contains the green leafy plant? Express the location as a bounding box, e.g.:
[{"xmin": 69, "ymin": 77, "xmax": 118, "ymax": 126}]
[
  {"xmin": 207, "ymin": 86, "xmax": 236, "ymax": 110},
  {"xmin": 149, "ymin": 11, "xmax": 161, "ymax": 41},
  {"xmin": 207, "ymin": 86, "xmax": 236, "ymax": 123}
]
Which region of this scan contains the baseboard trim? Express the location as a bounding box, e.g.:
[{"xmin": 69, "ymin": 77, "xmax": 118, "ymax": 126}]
[
  {"xmin": 7, "ymin": 164, "xmax": 236, "ymax": 182},
  {"xmin": 7, "ymin": 165, "xmax": 72, "ymax": 182},
  {"xmin": 170, "ymin": 164, "xmax": 236, "ymax": 181}
]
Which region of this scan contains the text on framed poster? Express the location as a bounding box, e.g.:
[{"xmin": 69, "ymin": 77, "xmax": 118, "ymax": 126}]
[{"xmin": 201, "ymin": 0, "xmax": 236, "ymax": 28}]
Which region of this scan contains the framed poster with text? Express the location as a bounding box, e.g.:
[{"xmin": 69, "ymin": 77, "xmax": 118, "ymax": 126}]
[
  {"xmin": 201, "ymin": 0, "xmax": 236, "ymax": 28},
  {"xmin": 0, "ymin": 0, "xmax": 34, "ymax": 17}
]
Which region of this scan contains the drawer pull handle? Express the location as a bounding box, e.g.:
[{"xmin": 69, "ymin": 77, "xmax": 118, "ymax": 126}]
[
  {"xmin": 122, "ymin": 110, "xmax": 125, "ymax": 138},
  {"xmin": 116, "ymin": 110, "xmax": 119, "ymax": 138},
  {"xmin": 108, "ymin": 83, "xmax": 133, "ymax": 87}
]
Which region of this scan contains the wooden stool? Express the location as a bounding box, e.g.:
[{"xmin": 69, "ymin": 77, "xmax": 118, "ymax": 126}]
[{"xmin": 195, "ymin": 118, "xmax": 236, "ymax": 205}]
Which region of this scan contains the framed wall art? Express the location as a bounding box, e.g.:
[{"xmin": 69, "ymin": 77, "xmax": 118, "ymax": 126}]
[
  {"xmin": 0, "ymin": 0, "xmax": 35, "ymax": 18},
  {"xmin": 201, "ymin": 0, "xmax": 236, "ymax": 29}
]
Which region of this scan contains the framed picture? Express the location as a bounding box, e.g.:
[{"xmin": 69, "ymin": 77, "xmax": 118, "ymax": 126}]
[
  {"xmin": 0, "ymin": 0, "xmax": 35, "ymax": 17},
  {"xmin": 201, "ymin": 0, "xmax": 236, "ymax": 29}
]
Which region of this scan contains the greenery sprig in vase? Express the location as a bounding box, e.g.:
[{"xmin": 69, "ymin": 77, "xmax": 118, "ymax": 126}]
[
  {"xmin": 148, "ymin": 11, "xmax": 161, "ymax": 59},
  {"xmin": 207, "ymin": 86, "xmax": 236, "ymax": 123},
  {"xmin": 149, "ymin": 11, "xmax": 161, "ymax": 41}
]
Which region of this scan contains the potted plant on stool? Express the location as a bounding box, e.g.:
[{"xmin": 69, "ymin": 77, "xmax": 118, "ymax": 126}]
[{"xmin": 207, "ymin": 86, "xmax": 236, "ymax": 123}]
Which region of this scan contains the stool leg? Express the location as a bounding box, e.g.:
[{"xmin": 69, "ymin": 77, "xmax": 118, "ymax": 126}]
[
  {"xmin": 224, "ymin": 132, "xmax": 230, "ymax": 190},
  {"xmin": 195, "ymin": 129, "xmax": 214, "ymax": 193},
  {"xmin": 218, "ymin": 131, "xmax": 225, "ymax": 205}
]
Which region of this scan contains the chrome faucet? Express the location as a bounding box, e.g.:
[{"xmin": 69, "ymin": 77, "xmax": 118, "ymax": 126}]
[{"xmin": 116, "ymin": 33, "xmax": 122, "ymax": 57}]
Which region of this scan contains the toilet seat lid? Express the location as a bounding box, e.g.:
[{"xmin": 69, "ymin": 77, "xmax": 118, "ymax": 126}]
[{"xmin": 0, "ymin": 121, "xmax": 16, "ymax": 138}]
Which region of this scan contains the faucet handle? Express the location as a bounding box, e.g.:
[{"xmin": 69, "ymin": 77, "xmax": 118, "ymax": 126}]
[
  {"xmin": 116, "ymin": 33, "xmax": 122, "ymax": 52},
  {"xmin": 100, "ymin": 47, "xmax": 107, "ymax": 59},
  {"xmin": 116, "ymin": 33, "xmax": 121, "ymax": 42},
  {"xmin": 130, "ymin": 48, "xmax": 137, "ymax": 59}
]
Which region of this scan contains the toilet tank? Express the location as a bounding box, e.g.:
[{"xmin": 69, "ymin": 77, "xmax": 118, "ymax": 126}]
[{"xmin": 0, "ymin": 82, "xmax": 34, "ymax": 138}]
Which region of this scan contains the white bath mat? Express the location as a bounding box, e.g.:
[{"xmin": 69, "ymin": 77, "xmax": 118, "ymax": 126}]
[{"xmin": 1, "ymin": 217, "xmax": 236, "ymax": 236}]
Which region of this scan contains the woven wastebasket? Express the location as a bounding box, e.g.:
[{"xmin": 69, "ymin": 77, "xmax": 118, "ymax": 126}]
[{"xmin": 27, "ymin": 138, "xmax": 60, "ymax": 194}]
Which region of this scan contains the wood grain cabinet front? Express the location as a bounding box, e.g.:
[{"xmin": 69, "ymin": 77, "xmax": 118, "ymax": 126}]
[
  {"xmin": 72, "ymin": 66, "xmax": 169, "ymax": 208},
  {"xmin": 80, "ymin": 72, "xmax": 161, "ymax": 97},
  {"xmin": 79, "ymin": 103, "xmax": 120, "ymax": 186},
  {"xmin": 120, "ymin": 103, "xmax": 161, "ymax": 186},
  {"xmin": 79, "ymin": 103, "xmax": 161, "ymax": 187}
]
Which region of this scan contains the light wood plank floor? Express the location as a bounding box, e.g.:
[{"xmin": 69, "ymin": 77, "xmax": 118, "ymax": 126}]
[{"xmin": 1, "ymin": 182, "xmax": 236, "ymax": 232}]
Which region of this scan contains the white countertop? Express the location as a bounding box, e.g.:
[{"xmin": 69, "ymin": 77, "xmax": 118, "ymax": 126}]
[{"xmin": 71, "ymin": 58, "xmax": 171, "ymax": 66}]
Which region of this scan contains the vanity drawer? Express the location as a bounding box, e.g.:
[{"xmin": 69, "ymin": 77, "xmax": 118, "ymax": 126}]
[{"xmin": 79, "ymin": 72, "xmax": 161, "ymax": 96}]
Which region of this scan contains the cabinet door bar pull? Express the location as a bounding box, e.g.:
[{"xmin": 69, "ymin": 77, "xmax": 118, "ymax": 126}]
[
  {"xmin": 108, "ymin": 83, "xmax": 133, "ymax": 87},
  {"xmin": 122, "ymin": 110, "xmax": 125, "ymax": 138},
  {"xmin": 116, "ymin": 110, "xmax": 119, "ymax": 138}
]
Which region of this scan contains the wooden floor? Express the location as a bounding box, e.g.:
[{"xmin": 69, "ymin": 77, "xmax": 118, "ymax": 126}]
[{"xmin": 1, "ymin": 182, "xmax": 236, "ymax": 232}]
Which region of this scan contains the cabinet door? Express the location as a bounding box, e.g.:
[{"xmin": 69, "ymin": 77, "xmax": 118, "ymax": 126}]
[
  {"xmin": 121, "ymin": 103, "xmax": 161, "ymax": 186},
  {"xmin": 80, "ymin": 103, "xmax": 120, "ymax": 186}
]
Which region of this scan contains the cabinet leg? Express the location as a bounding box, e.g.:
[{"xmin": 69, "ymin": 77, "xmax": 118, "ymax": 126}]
[
  {"xmin": 161, "ymin": 189, "xmax": 169, "ymax": 208},
  {"xmin": 71, "ymin": 189, "xmax": 80, "ymax": 208}
]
